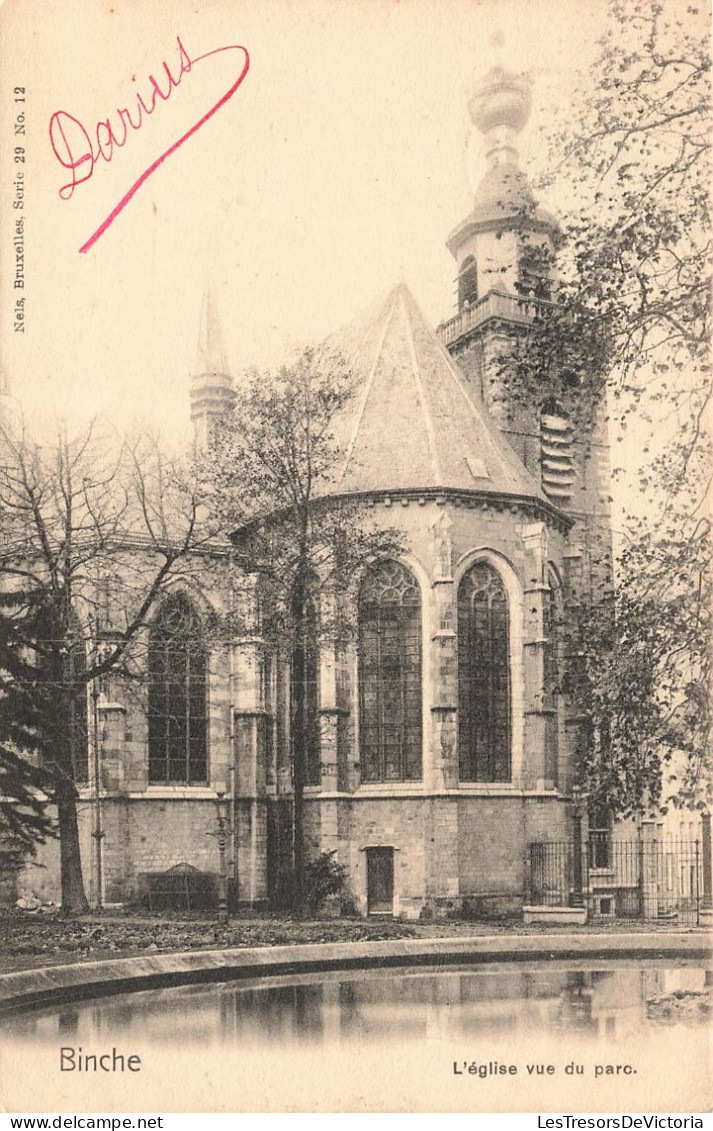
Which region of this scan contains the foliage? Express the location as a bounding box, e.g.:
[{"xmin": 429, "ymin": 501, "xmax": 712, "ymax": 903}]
[
  {"xmin": 562, "ymin": 505, "xmax": 710, "ymax": 816},
  {"xmin": 519, "ymin": 0, "xmax": 711, "ymax": 813},
  {"xmin": 204, "ymin": 346, "xmax": 398, "ymax": 622},
  {"xmin": 0, "ymin": 745, "xmax": 57, "ymax": 871},
  {"xmin": 275, "ymin": 850, "xmax": 348, "ymax": 917},
  {"xmin": 542, "ymin": 0, "xmax": 710, "ymax": 410},
  {"xmin": 0, "ymin": 419, "xmax": 223, "ymax": 910},
  {"xmin": 304, "ymin": 851, "xmax": 348, "ymax": 916}
]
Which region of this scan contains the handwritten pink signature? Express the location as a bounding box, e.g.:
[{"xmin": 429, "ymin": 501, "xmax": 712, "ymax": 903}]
[{"xmin": 49, "ymin": 37, "xmax": 250, "ymax": 253}]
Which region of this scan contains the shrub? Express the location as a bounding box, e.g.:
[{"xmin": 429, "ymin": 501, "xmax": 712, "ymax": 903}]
[{"xmin": 304, "ymin": 851, "xmax": 347, "ymax": 916}]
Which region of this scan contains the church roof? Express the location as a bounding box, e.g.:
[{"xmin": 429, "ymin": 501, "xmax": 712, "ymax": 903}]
[{"xmin": 328, "ymin": 283, "xmax": 547, "ymax": 503}]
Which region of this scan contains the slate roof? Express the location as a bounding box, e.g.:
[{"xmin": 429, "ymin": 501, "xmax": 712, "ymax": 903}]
[{"xmin": 327, "ymin": 283, "xmax": 547, "ymax": 503}]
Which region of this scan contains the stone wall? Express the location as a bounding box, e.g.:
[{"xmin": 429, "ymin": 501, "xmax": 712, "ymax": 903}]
[{"xmin": 9, "ymin": 490, "xmax": 578, "ymax": 916}]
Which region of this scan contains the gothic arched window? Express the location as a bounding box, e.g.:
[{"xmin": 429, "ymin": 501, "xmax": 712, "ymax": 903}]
[
  {"xmin": 458, "ymin": 256, "xmax": 478, "ymax": 310},
  {"xmin": 148, "ymin": 592, "xmax": 208, "ymax": 784},
  {"xmin": 359, "ymin": 561, "xmax": 422, "ymax": 782},
  {"xmin": 458, "ymin": 562, "xmax": 511, "ymax": 782},
  {"xmin": 291, "ymin": 581, "xmax": 320, "ymax": 787}
]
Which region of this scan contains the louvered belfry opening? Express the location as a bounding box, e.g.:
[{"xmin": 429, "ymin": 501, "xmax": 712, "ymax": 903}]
[
  {"xmin": 358, "ymin": 561, "xmax": 423, "ymax": 783},
  {"xmin": 540, "ymin": 398, "xmax": 575, "ymax": 502},
  {"xmin": 458, "ymin": 562, "xmax": 511, "ymax": 782},
  {"xmin": 148, "ymin": 592, "xmax": 208, "ymax": 784}
]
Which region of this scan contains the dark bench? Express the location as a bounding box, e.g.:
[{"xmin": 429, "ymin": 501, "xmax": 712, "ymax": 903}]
[{"xmin": 139, "ymin": 862, "xmax": 219, "ymax": 911}]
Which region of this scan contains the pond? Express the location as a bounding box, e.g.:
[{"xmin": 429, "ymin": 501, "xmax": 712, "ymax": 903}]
[{"xmin": 3, "ymin": 960, "xmax": 711, "ymax": 1113}]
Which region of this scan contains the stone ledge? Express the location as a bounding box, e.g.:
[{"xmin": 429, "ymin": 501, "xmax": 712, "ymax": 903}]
[
  {"xmin": 0, "ymin": 931, "xmax": 710, "ymax": 1016},
  {"xmin": 522, "ymin": 905, "xmax": 588, "ymax": 926}
]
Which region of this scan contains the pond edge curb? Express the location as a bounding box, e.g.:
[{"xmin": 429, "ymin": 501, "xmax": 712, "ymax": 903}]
[{"xmin": 1, "ymin": 930, "xmax": 710, "ymax": 1015}]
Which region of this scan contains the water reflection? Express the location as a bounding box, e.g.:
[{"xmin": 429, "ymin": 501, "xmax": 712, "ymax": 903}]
[{"xmin": 7, "ymin": 962, "xmax": 710, "ymax": 1049}]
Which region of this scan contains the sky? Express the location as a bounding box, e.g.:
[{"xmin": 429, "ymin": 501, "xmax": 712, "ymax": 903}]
[{"xmin": 0, "ymin": 0, "xmax": 609, "ymax": 442}]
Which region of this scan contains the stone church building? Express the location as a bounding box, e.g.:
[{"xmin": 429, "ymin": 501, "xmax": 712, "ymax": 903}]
[{"xmin": 16, "ymin": 67, "xmax": 616, "ymax": 918}]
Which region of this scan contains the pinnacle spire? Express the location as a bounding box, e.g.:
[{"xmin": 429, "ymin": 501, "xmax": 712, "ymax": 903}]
[
  {"xmin": 195, "ymin": 281, "xmax": 229, "ymax": 377},
  {"xmin": 190, "ymin": 283, "xmax": 235, "ymax": 449}
]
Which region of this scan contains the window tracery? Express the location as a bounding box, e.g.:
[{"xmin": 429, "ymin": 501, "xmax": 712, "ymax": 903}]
[
  {"xmin": 148, "ymin": 593, "xmax": 208, "ymax": 784},
  {"xmin": 457, "ymin": 562, "xmax": 511, "ymax": 782},
  {"xmin": 359, "ymin": 561, "xmax": 422, "ymax": 783}
]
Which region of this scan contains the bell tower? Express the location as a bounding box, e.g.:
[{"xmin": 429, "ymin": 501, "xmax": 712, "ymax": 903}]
[
  {"xmin": 454, "ymin": 69, "xmax": 557, "ymax": 300},
  {"xmin": 439, "ymin": 68, "xmax": 559, "ymax": 468},
  {"xmin": 438, "ymin": 65, "xmax": 613, "ymax": 597}
]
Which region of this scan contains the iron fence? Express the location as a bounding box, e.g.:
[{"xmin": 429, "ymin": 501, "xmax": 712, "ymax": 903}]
[{"xmin": 527, "ymin": 838, "xmax": 705, "ymax": 925}]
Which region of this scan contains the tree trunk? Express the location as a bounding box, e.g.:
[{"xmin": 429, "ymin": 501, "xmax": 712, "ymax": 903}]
[
  {"xmin": 290, "ymin": 550, "xmax": 321, "ymax": 918},
  {"xmin": 293, "ymin": 768, "xmax": 306, "ymax": 915},
  {"xmin": 55, "ymin": 774, "xmax": 90, "ymax": 912},
  {"xmin": 291, "ymin": 581, "xmax": 307, "ymax": 917}
]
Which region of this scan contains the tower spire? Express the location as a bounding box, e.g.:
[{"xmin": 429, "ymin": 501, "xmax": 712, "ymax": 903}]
[
  {"xmin": 469, "ymin": 67, "xmax": 532, "ymax": 187},
  {"xmin": 195, "ymin": 280, "xmax": 229, "ymax": 377},
  {"xmin": 190, "ymin": 283, "xmax": 235, "ymax": 449},
  {"xmin": 443, "ymin": 62, "xmax": 557, "ymax": 317}
]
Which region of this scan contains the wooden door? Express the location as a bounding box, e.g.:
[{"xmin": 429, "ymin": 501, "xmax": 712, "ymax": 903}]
[{"xmin": 367, "ymin": 847, "xmax": 394, "ymax": 915}]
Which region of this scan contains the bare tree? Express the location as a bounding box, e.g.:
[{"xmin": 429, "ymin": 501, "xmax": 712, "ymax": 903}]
[
  {"xmin": 203, "ymin": 347, "xmax": 399, "ymax": 913},
  {"xmin": 0, "ymin": 418, "xmax": 224, "ymax": 911}
]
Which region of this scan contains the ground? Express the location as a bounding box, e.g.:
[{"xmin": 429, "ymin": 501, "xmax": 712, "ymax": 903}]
[
  {"xmin": 646, "ymin": 988, "xmax": 712, "ymax": 1024},
  {"xmin": 0, "ymin": 907, "xmax": 704, "ymax": 974}
]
